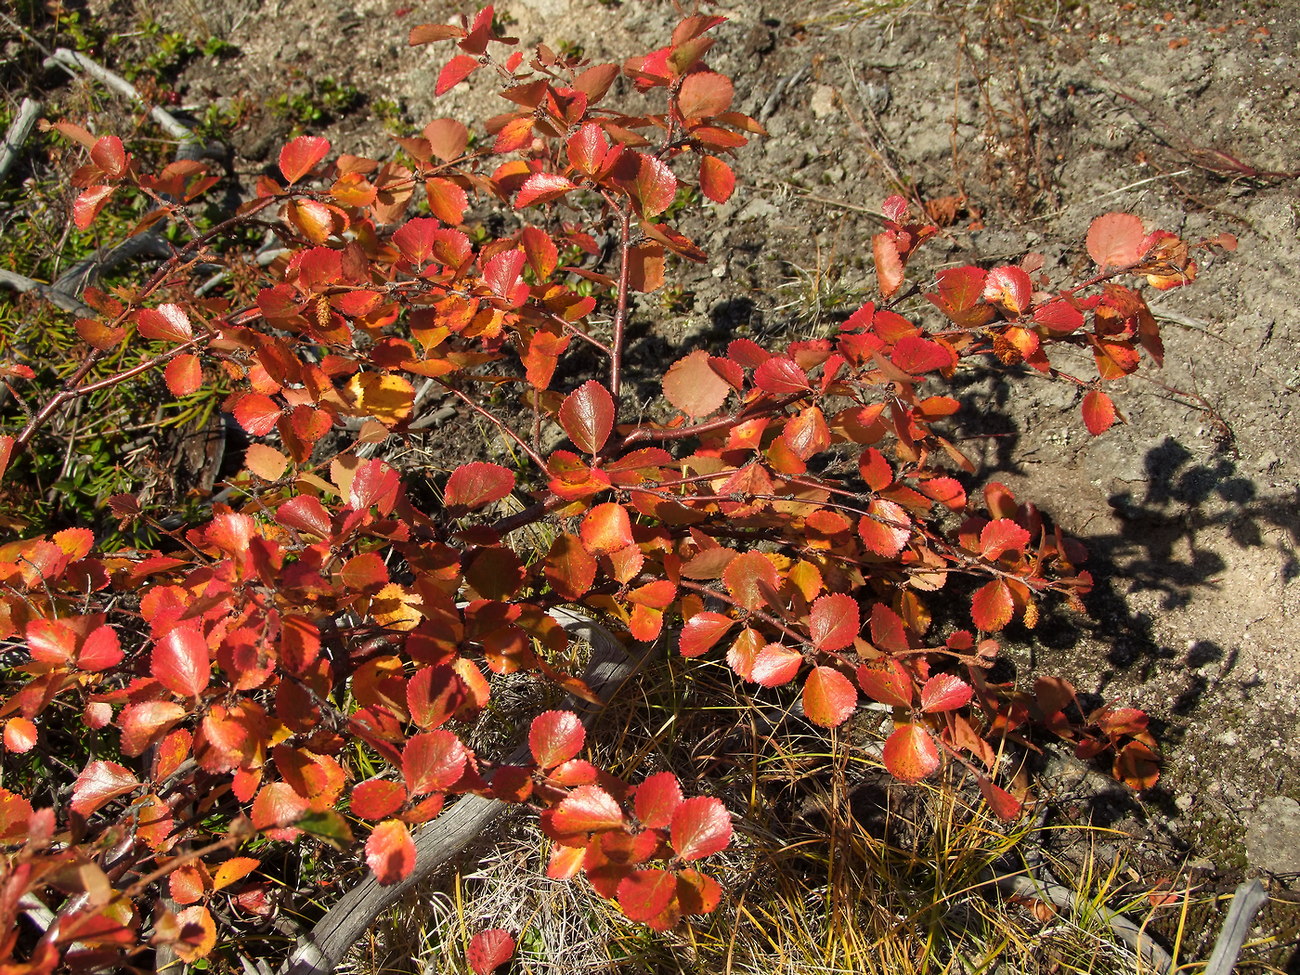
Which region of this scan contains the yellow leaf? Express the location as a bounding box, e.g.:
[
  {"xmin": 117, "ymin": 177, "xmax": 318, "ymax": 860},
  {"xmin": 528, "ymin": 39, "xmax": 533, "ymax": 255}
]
[{"xmin": 347, "ymin": 372, "xmax": 415, "ymax": 427}]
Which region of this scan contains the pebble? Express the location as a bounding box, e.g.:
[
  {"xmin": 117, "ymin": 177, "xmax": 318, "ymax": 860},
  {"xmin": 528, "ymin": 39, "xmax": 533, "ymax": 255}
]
[{"xmin": 1246, "ymin": 797, "xmax": 1300, "ymax": 873}]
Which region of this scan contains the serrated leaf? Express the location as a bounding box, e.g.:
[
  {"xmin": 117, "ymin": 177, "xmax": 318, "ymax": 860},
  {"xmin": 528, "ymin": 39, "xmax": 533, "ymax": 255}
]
[
  {"xmin": 678, "ymin": 612, "xmax": 735, "ymax": 658},
  {"xmin": 982, "ymin": 265, "xmax": 1032, "ymax": 315},
  {"xmin": 152, "ymin": 626, "xmax": 210, "ymax": 697},
  {"xmin": 244, "ymin": 444, "xmax": 288, "ymax": 481},
  {"xmin": 136, "ymin": 303, "xmax": 193, "ymax": 342},
  {"xmin": 543, "ymin": 532, "xmax": 597, "ymax": 600},
  {"xmin": 467, "ymin": 929, "xmax": 515, "ymax": 975},
  {"xmin": 858, "ymin": 499, "xmax": 910, "ymax": 557},
  {"xmin": 552, "ymin": 784, "xmax": 625, "ymax": 833},
  {"xmin": 971, "ymin": 579, "xmax": 1014, "ymax": 632},
  {"xmin": 516, "ymin": 172, "xmax": 577, "ymax": 208},
  {"xmin": 366, "ymin": 819, "xmax": 416, "ymax": 884},
  {"xmin": 3, "ymin": 717, "xmax": 37, "ymax": 753},
  {"xmin": 873, "ymin": 232, "xmax": 905, "ymax": 298},
  {"xmin": 164, "ymin": 354, "xmax": 202, "ymax": 396},
  {"xmin": 580, "ymin": 502, "xmax": 633, "ymax": 554},
  {"xmin": 722, "ymin": 551, "xmax": 779, "ymax": 612},
  {"xmin": 172, "ymin": 904, "xmax": 217, "ymax": 962},
  {"xmin": 91, "ymin": 135, "xmax": 127, "ymax": 178},
  {"xmin": 1081, "ymin": 389, "xmax": 1117, "ymax": 435},
  {"xmin": 348, "ymin": 372, "xmax": 415, "ymax": 427},
  {"xmin": 445, "ymin": 462, "xmax": 515, "ymax": 511},
  {"xmin": 530, "ymin": 710, "xmax": 585, "ymax": 769},
  {"xmin": 882, "ymin": 724, "xmax": 940, "ymax": 783},
  {"xmin": 280, "ymin": 135, "xmax": 330, "ymax": 185},
  {"xmin": 803, "ymin": 666, "xmax": 857, "ymax": 728},
  {"xmin": 678, "ymin": 71, "xmax": 734, "ymax": 117},
  {"xmin": 425, "ymin": 177, "xmax": 467, "ymax": 224},
  {"xmin": 856, "ymin": 659, "xmax": 913, "ymax": 708},
  {"xmin": 699, "ymin": 155, "xmax": 734, "ymax": 203},
  {"xmin": 754, "ymin": 356, "xmax": 811, "ymax": 395},
  {"xmin": 809, "ymin": 593, "xmax": 859, "ymax": 651},
  {"xmin": 750, "ymin": 643, "xmax": 803, "ymax": 688},
  {"xmin": 72, "ymin": 760, "xmax": 139, "ymax": 816},
  {"xmin": 1086, "ymin": 212, "xmax": 1148, "ymax": 269},
  {"xmin": 407, "ymin": 665, "xmax": 466, "ymax": 730},
  {"xmin": 1114, "ymin": 740, "xmax": 1160, "ymax": 790},
  {"xmin": 559, "ymin": 380, "xmax": 615, "ymax": 454},
  {"xmin": 671, "ymin": 796, "xmax": 731, "ymax": 861},
  {"xmin": 634, "ymin": 771, "xmax": 683, "ymax": 829},
  {"xmin": 232, "ymin": 393, "xmax": 282, "ymax": 437},
  {"xmin": 891, "ymin": 335, "xmax": 954, "ymax": 374},
  {"xmin": 352, "ymin": 779, "xmax": 408, "ymax": 820},
  {"xmin": 979, "ymin": 518, "xmax": 1031, "ymax": 560},
  {"xmin": 618, "ymin": 869, "xmax": 678, "ymax": 923},
  {"xmin": 626, "ymin": 153, "xmax": 676, "ymax": 218},
  {"xmin": 73, "ymin": 184, "xmax": 116, "ymax": 229},
  {"xmin": 436, "ymin": 54, "xmax": 480, "ymax": 96},
  {"xmin": 920, "ymin": 674, "xmax": 973, "ymax": 713},
  {"xmin": 403, "ymin": 730, "xmax": 467, "ymax": 796},
  {"xmin": 662, "ymin": 350, "xmax": 731, "ymax": 418},
  {"xmin": 212, "ymin": 856, "xmax": 261, "ymax": 891}
]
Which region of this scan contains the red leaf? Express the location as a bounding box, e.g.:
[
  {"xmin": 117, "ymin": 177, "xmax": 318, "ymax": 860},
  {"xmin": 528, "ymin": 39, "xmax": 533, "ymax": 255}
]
[
  {"xmin": 279, "ymin": 135, "xmax": 330, "ymax": 185},
  {"xmin": 722, "ymin": 551, "xmax": 778, "ymax": 611},
  {"xmin": 136, "ymin": 303, "xmax": 193, "ymax": 342},
  {"xmin": 515, "ymin": 172, "xmax": 577, "ymax": 208},
  {"xmin": 920, "ymin": 674, "xmax": 973, "ymax": 713},
  {"xmin": 559, "ymin": 380, "xmax": 615, "ymax": 454},
  {"xmin": 445, "ymin": 462, "xmax": 514, "ymax": 511},
  {"xmin": 1115, "ymin": 740, "xmax": 1160, "ymax": 790},
  {"xmin": 698, "ymin": 155, "xmax": 734, "ymax": 203},
  {"xmin": 232, "ymin": 393, "xmax": 282, "ymax": 437},
  {"xmin": 543, "ymin": 533, "xmax": 597, "ymax": 599},
  {"xmin": 521, "ymin": 225, "xmax": 558, "ymax": 280},
  {"xmin": 403, "ymin": 730, "xmax": 468, "ymax": 795},
  {"xmin": 0, "ymin": 788, "xmax": 34, "ymax": 842},
  {"xmin": 782, "ymin": 405, "xmax": 831, "ymax": 461},
  {"xmin": 3, "ymin": 717, "xmax": 37, "ymax": 753},
  {"xmin": 425, "ymin": 177, "xmax": 468, "ymax": 224},
  {"xmin": 1086, "ymin": 212, "xmax": 1149, "ymax": 269},
  {"xmin": 678, "ymin": 71, "xmax": 734, "ymax": 117},
  {"xmin": 424, "ymin": 118, "xmax": 469, "ymax": 161},
  {"xmin": 891, "ymin": 335, "xmax": 954, "ymax": 374},
  {"xmin": 276, "ymin": 495, "xmax": 333, "ymax": 539},
  {"xmin": 671, "ymin": 796, "xmax": 731, "ymax": 861},
  {"xmin": 977, "ymin": 776, "xmax": 1024, "ymax": 821},
  {"xmin": 436, "ymin": 54, "xmax": 480, "ymax": 96},
  {"xmin": 77, "ymin": 624, "xmax": 122, "ymax": 671},
  {"xmin": 750, "ymin": 643, "xmax": 803, "ymax": 688},
  {"xmin": 567, "ymin": 122, "xmax": 607, "ymax": 174},
  {"xmin": 856, "ymin": 659, "xmax": 913, "ymax": 708},
  {"xmin": 407, "ymin": 664, "xmax": 467, "ymax": 730},
  {"xmin": 873, "ymin": 232, "xmax": 905, "ymax": 298},
  {"xmin": 580, "ymin": 502, "xmax": 633, "ymax": 554},
  {"xmin": 982, "ymin": 265, "xmax": 1033, "ymax": 315},
  {"xmin": 663, "ymin": 350, "xmax": 732, "ymax": 418},
  {"xmin": 626, "ymin": 153, "xmax": 677, "ymax": 219},
  {"xmin": 484, "ymin": 249, "xmax": 526, "ymax": 297},
  {"xmin": 858, "ymin": 499, "xmax": 910, "ymax": 557},
  {"xmin": 552, "ymin": 785, "xmax": 625, "ymax": 833},
  {"xmin": 882, "ymin": 724, "xmax": 940, "ymax": 783},
  {"xmin": 90, "ymin": 135, "xmax": 127, "ymax": 178},
  {"xmin": 530, "ymin": 710, "xmax": 585, "ymax": 769},
  {"xmin": 467, "ymin": 929, "xmax": 516, "ymax": 975},
  {"xmin": 971, "ymin": 580, "xmax": 1014, "ymax": 632},
  {"xmin": 618, "ymin": 869, "xmax": 678, "ymax": 923},
  {"xmin": 678, "ymin": 612, "xmax": 734, "ymax": 658},
  {"xmin": 754, "ymin": 356, "xmax": 811, "ymax": 395},
  {"xmin": 366, "ymin": 819, "xmax": 416, "ymax": 884},
  {"xmin": 351, "ymin": 779, "xmax": 407, "ymax": 820},
  {"xmin": 802, "ymin": 666, "xmax": 857, "ymax": 728},
  {"xmin": 72, "ymin": 760, "xmax": 139, "ymax": 816},
  {"xmin": 1081, "ymin": 389, "xmax": 1117, "ymax": 435},
  {"xmin": 979, "ymin": 518, "xmax": 1031, "ymax": 560},
  {"xmin": 809, "ymin": 593, "xmax": 859, "ymax": 651},
  {"xmin": 152, "ymin": 625, "xmax": 210, "ymax": 697},
  {"xmin": 73, "ymin": 184, "xmax": 116, "ymax": 228},
  {"xmin": 634, "ymin": 771, "xmax": 683, "ymax": 829},
  {"xmin": 164, "ymin": 354, "xmax": 202, "ymax": 396}
]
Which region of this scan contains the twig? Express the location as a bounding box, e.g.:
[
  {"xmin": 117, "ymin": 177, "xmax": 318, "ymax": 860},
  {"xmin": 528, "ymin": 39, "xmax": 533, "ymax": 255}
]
[
  {"xmin": 42, "ymin": 48, "xmax": 194, "ymax": 144},
  {"xmin": 0, "ymin": 97, "xmax": 43, "ymax": 189},
  {"xmin": 759, "ymin": 66, "xmax": 808, "ymax": 123}
]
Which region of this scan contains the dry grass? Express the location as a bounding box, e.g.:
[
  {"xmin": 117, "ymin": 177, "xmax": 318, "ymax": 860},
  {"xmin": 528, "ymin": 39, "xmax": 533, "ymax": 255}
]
[{"xmin": 345, "ymin": 648, "xmax": 1216, "ymax": 975}]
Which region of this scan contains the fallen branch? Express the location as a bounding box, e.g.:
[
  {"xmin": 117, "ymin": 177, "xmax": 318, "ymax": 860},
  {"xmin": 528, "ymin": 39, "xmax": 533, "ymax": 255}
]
[
  {"xmin": 0, "ymin": 268, "xmax": 97, "ymax": 318},
  {"xmin": 280, "ymin": 608, "xmax": 643, "ymax": 975},
  {"xmin": 42, "ymin": 48, "xmax": 194, "ymax": 144},
  {"xmin": 0, "ymin": 97, "xmax": 43, "ymax": 189}
]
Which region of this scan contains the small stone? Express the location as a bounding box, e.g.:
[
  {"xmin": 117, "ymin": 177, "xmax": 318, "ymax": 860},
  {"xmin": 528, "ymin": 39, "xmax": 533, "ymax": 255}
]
[
  {"xmin": 1246, "ymin": 796, "xmax": 1300, "ymax": 873},
  {"xmin": 810, "ymin": 85, "xmax": 838, "ymax": 118}
]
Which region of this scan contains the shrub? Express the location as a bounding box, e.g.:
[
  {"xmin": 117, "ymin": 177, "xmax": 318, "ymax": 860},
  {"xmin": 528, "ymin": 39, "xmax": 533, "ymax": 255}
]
[{"xmin": 0, "ymin": 6, "xmax": 1233, "ymax": 971}]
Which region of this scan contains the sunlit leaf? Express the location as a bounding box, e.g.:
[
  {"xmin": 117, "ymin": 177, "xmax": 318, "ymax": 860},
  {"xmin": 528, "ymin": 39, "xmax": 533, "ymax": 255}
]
[
  {"xmin": 467, "ymin": 929, "xmax": 515, "ymax": 975},
  {"xmin": 802, "ymin": 666, "xmax": 857, "ymax": 728},
  {"xmin": 445, "ymin": 462, "xmax": 515, "ymax": 511},
  {"xmin": 1086, "ymin": 212, "xmax": 1148, "ymax": 269},
  {"xmin": 920, "ymin": 674, "xmax": 973, "ymax": 713},
  {"xmin": 559, "ymin": 380, "xmax": 615, "ymax": 454},
  {"xmin": 670, "ymin": 796, "xmax": 731, "ymax": 861},
  {"xmin": 366, "ymin": 819, "xmax": 416, "ymax": 884},
  {"xmin": 280, "ymin": 135, "xmax": 331, "ymax": 185},
  {"xmin": 530, "ymin": 710, "xmax": 585, "ymax": 770},
  {"xmin": 808, "ymin": 593, "xmax": 859, "ymax": 651},
  {"xmin": 1082, "ymin": 389, "xmax": 1117, "ymax": 435},
  {"xmin": 552, "ymin": 784, "xmax": 625, "ymax": 833},
  {"xmin": 882, "ymin": 724, "xmax": 940, "ymax": 783},
  {"xmin": 72, "ymin": 760, "xmax": 139, "ymax": 816},
  {"xmin": 662, "ymin": 350, "xmax": 732, "ymax": 418}
]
